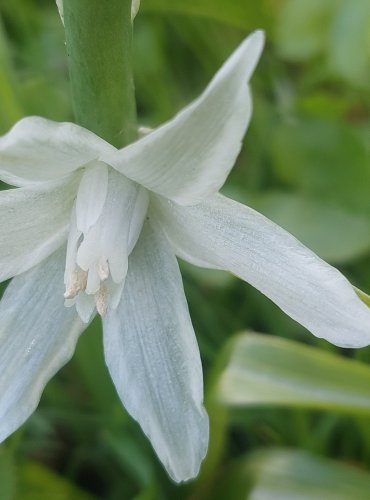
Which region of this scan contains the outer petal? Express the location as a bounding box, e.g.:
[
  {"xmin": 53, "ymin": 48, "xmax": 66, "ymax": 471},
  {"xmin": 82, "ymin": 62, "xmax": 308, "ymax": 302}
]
[
  {"xmin": 153, "ymin": 194, "xmax": 370, "ymax": 348},
  {"xmin": 103, "ymin": 220, "xmax": 209, "ymax": 482},
  {"xmin": 103, "ymin": 31, "xmax": 264, "ymax": 205},
  {"xmin": 0, "ymin": 176, "xmax": 79, "ymax": 283},
  {"xmin": 0, "ymin": 248, "xmax": 85, "ymax": 442},
  {"xmin": 0, "ymin": 117, "xmax": 115, "ymax": 186}
]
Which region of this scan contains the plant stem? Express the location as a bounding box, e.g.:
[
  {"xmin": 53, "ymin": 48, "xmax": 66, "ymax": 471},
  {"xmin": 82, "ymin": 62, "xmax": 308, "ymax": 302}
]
[{"xmin": 63, "ymin": 0, "xmax": 137, "ymax": 148}]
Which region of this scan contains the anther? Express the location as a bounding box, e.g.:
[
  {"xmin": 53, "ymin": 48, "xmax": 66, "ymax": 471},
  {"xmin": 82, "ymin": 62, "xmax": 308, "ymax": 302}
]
[
  {"xmin": 64, "ymin": 270, "xmax": 88, "ymax": 299},
  {"xmin": 95, "ymin": 286, "xmax": 108, "ymax": 316}
]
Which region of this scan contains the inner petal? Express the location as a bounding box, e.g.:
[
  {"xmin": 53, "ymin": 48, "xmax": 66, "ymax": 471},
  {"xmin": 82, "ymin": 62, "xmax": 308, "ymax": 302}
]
[
  {"xmin": 76, "ymin": 161, "xmax": 109, "ymax": 233},
  {"xmin": 64, "ymin": 166, "xmax": 149, "ymax": 321}
]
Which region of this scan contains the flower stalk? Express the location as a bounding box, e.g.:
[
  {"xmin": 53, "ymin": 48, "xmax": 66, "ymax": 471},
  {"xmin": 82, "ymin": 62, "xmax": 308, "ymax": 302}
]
[{"xmin": 63, "ymin": 0, "xmax": 137, "ymax": 148}]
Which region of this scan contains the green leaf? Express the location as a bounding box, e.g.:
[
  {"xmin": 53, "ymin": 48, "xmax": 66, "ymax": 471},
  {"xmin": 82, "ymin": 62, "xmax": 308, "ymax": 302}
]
[
  {"xmin": 0, "ymin": 449, "xmax": 15, "ymax": 500},
  {"xmin": 217, "ymin": 332, "xmax": 370, "ymax": 414},
  {"xmin": 246, "ymin": 448, "xmax": 370, "ymax": 500},
  {"xmin": 141, "ymin": 0, "xmax": 272, "ymax": 31},
  {"xmin": 271, "ymin": 118, "xmax": 370, "ymax": 216},
  {"xmin": 328, "ymin": 0, "xmax": 370, "ymax": 87},
  {"xmin": 246, "ymin": 192, "xmax": 370, "ymax": 263},
  {"xmin": 16, "ymin": 462, "xmax": 94, "ymax": 500},
  {"xmin": 275, "ymin": 0, "xmax": 338, "ymax": 60}
]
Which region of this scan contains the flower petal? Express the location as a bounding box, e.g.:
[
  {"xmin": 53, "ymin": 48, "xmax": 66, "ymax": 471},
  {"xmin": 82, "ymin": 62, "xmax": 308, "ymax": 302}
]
[
  {"xmin": 0, "ymin": 176, "xmax": 78, "ymax": 283},
  {"xmin": 103, "ymin": 220, "xmax": 209, "ymax": 482},
  {"xmin": 154, "ymin": 194, "xmax": 370, "ymax": 348},
  {"xmin": 75, "ymin": 161, "xmax": 109, "ymax": 233},
  {"xmin": 103, "ymin": 31, "xmax": 264, "ymax": 205},
  {"xmin": 0, "ymin": 117, "xmax": 115, "ymax": 186},
  {"xmin": 0, "ymin": 248, "xmax": 85, "ymax": 442},
  {"xmin": 76, "ymin": 169, "xmax": 149, "ymax": 284}
]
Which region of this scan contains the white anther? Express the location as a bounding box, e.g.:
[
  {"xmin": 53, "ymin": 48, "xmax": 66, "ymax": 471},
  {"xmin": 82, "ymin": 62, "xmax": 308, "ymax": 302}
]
[
  {"xmin": 64, "ymin": 270, "xmax": 88, "ymax": 299},
  {"xmin": 95, "ymin": 287, "xmax": 108, "ymax": 316},
  {"xmin": 97, "ymin": 257, "xmax": 110, "ymax": 281}
]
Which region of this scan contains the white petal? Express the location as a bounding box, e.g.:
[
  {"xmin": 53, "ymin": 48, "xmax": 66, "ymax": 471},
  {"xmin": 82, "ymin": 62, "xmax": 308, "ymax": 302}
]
[
  {"xmin": 0, "ymin": 117, "xmax": 115, "ymax": 186},
  {"xmin": 63, "ymin": 202, "xmax": 82, "ymax": 285},
  {"xmin": 76, "ymin": 161, "xmax": 109, "ymax": 233},
  {"xmin": 103, "ymin": 220, "xmax": 209, "ymax": 482},
  {"xmin": 56, "ymin": 0, "xmax": 64, "ymax": 24},
  {"xmin": 77, "ymin": 169, "xmax": 149, "ymax": 284},
  {"xmin": 0, "ymin": 248, "xmax": 85, "ymax": 442},
  {"xmin": 154, "ymin": 194, "xmax": 370, "ymax": 348},
  {"xmin": 76, "ymin": 293, "xmax": 96, "ymax": 324},
  {"xmin": 0, "ymin": 176, "xmax": 78, "ymax": 283},
  {"xmin": 103, "ymin": 31, "xmax": 264, "ymax": 205},
  {"xmin": 131, "ymin": 0, "xmax": 140, "ymax": 20}
]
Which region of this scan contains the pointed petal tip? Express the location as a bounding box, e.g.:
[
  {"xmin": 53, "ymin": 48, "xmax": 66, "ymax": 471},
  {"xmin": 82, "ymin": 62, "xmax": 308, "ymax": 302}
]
[
  {"xmin": 238, "ymin": 29, "xmax": 265, "ymax": 74},
  {"xmin": 251, "ymin": 29, "xmax": 265, "ymax": 44}
]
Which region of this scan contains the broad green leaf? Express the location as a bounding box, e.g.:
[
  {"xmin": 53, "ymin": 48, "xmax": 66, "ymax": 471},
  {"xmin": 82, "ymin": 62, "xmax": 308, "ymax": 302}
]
[
  {"xmin": 141, "ymin": 0, "xmax": 272, "ymax": 31},
  {"xmin": 271, "ymin": 118, "xmax": 370, "ymax": 216},
  {"xmin": 217, "ymin": 333, "xmax": 370, "ymax": 414},
  {"xmin": 247, "ymin": 192, "xmax": 370, "ymax": 263},
  {"xmin": 17, "ymin": 462, "xmax": 94, "ymax": 500},
  {"xmin": 246, "ymin": 449, "xmax": 370, "ymax": 500}
]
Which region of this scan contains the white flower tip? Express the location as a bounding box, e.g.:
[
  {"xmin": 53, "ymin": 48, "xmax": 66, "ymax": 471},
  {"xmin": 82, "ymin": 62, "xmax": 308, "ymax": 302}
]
[
  {"xmin": 242, "ymin": 29, "xmax": 265, "ymax": 69},
  {"xmin": 131, "ymin": 0, "xmax": 140, "ymax": 21},
  {"xmin": 56, "ymin": 0, "xmax": 64, "ymax": 25},
  {"xmin": 251, "ymin": 29, "xmax": 265, "ymax": 46}
]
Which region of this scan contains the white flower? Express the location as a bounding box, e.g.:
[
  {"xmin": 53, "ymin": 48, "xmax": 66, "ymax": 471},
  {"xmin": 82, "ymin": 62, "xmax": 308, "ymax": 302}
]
[{"xmin": 0, "ymin": 30, "xmax": 369, "ymax": 482}]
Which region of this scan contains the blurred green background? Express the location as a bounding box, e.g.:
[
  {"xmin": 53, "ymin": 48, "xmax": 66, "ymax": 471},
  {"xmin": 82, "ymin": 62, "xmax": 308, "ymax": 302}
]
[{"xmin": 1, "ymin": 0, "xmax": 370, "ymax": 498}]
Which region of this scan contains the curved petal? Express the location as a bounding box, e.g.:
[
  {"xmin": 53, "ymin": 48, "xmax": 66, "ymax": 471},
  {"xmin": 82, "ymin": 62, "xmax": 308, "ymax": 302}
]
[
  {"xmin": 76, "ymin": 169, "xmax": 149, "ymax": 284},
  {"xmin": 103, "ymin": 220, "xmax": 209, "ymax": 482},
  {"xmin": 0, "ymin": 248, "xmax": 85, "ymax": 442},
  {"xmin": 153, "ymin": 194, "xmax": 370, "ymax": 348},
  {"xmin": 0, "ymin": 176, "xmax": 79, "ymax": 283},
  {"xmin": 0, "ymin": 117, "xmax": 115, "ymax": 186},
  {"xmin": 75, "ymin": 161, "xmax": 109, "ymax": 233},
  {"xmin": 103, "ymin": 31, "xmax": 264, "ymax": 205}
]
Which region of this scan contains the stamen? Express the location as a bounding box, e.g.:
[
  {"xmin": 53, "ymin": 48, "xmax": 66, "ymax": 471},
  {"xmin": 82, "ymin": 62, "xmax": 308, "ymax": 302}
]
[
  {"xmin": 95, "ymin": 286, "xmax": 108, "ymax": 316},
  {"xmin": 97, "ymin": 256, "xmax": 110, "ymax": 281},
  {"xmin": 64, "ymin": 270, "xmax": 88, "ymax": 299}
]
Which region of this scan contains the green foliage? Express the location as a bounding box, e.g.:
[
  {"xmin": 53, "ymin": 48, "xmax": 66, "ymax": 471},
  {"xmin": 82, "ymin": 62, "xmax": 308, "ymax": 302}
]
[
  {"xmin": 275, "ymin": 0, "xmax": 370, "ymax": 87},
  {"xmin": 247, "ymin": 192, "xmax": 370, "ymax": 263},
  {"xmin": 0, "ymin": 0, "xmax": 369, "ymax": 498},
  {"xmin": 17, "ymin": 462, "xmax": 94, "ymax": 500},
  {"xmin": 217, "ymin": 332, "xmax": 370, "ymax": 413},
  {"xmin": 246, "ymin": 449, "xmax": 370, "ymax": 499},
  {"xmin": 141, "ymin": 0, "xmax": 273, "ymax": 31}
]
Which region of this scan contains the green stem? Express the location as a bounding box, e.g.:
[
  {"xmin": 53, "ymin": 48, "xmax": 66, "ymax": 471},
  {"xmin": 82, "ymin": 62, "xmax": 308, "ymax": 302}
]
[
  {"xmin": 0, "ymin": 17, "xmax": 23, "ymax": 132},
  {"xmin": 63, "ymin": 0, "xmax": 137, "ymax": 148}
]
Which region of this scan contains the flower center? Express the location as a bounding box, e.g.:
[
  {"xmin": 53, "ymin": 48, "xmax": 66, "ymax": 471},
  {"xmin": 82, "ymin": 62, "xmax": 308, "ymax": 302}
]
[{"xmin": 64, "ymin": 162, "xmax": 149, "ymax": 322}]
